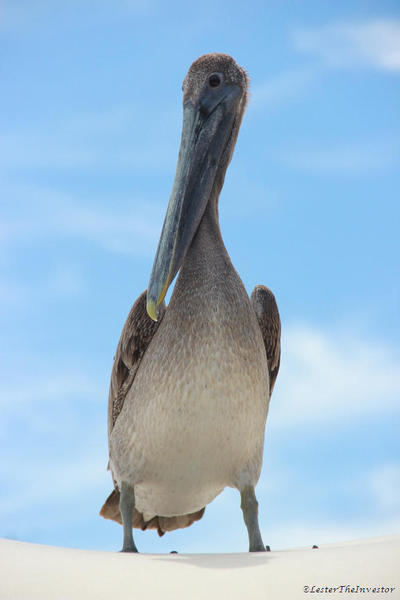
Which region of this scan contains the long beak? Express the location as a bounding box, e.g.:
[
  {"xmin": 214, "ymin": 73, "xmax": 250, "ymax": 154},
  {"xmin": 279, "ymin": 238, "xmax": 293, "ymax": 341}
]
[{"xmin": 147, "ymin": 84, "xmax": 241, "ymax": 320}]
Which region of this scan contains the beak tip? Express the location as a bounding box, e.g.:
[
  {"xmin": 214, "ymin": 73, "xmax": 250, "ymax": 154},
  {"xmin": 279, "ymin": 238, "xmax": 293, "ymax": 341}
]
[{"xmin": 146, "ymin": 297, "xmax": 159, "ymax": 322}]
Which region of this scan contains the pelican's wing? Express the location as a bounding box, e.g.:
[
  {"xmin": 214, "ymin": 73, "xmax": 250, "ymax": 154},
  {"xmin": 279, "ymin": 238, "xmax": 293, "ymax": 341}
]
[
  {"xmin": 108, "ymin": 290, "xmax": 166, "ymax": 436},
  {"xmin": 251, "ymin": 285, "xmax": 281, "ymax": 397}
]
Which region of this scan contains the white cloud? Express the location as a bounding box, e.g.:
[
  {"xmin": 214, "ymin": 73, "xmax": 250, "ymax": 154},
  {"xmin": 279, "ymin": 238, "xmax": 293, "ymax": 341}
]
[
  {"xmin": 270, "ymin": 325, "xmax": 400, "ymax": 428},
  {"xmin": 293, "ymin": 19, "xmax": 400, "ymax": 71}
]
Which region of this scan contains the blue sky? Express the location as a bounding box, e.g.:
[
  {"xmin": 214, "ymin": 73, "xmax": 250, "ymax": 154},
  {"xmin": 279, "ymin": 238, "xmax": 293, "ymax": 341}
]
[{"xmin": 1, "ymin": 0, "xmax": 399, "ymax": 553}]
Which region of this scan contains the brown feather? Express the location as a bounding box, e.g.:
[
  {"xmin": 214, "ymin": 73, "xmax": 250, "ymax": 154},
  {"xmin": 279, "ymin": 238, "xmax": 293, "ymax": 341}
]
[
  {"xmin": 250, "ymin": 285, "xmax": 281, "ymax": 397},
  {"xmin": 100, "ymin": 488, "xmax": 205, "ymax": 536},
  {"xmin": 107, "ymin": 290, "xmax": 165, "ymax": 436}
]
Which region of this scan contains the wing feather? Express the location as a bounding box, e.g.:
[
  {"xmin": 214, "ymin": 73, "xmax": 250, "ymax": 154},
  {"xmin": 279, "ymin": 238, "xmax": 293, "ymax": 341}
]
[
  {"xmin": 108, "ymin": 290, "xmax": 166, "ymax": 436},
  {"xmin": 251, "ymin": 285, "xmax": 281, "ymax": 397}
]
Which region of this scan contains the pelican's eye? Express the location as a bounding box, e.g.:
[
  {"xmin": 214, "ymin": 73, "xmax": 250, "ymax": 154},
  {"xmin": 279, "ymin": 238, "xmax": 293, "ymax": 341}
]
[{"xmin": 209, "ymin": 73, "xmax": 221, "ymax": 87}]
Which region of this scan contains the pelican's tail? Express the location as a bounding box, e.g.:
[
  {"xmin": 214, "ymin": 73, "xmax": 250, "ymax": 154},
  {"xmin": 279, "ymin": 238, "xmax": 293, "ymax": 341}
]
[{"xmin": 100, "ymin": 490, "xmax": 205, "ymax": 537}]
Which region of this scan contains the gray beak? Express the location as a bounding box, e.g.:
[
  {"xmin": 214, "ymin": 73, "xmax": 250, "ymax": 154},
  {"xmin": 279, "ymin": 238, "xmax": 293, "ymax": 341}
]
[{"xmin": 147, "ymin": 83, "xmax": 242, "ymax": 320}]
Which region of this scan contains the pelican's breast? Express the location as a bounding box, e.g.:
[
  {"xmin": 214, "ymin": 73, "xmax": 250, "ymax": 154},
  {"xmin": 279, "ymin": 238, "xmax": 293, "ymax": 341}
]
[{"xmin": 109, "ymin": 274, "xmax": 269, "ymax": 520}]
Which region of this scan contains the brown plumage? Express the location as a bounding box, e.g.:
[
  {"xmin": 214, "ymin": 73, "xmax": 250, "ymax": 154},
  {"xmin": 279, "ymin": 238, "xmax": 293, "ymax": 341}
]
[
  {"xmin": 107, "ymin": 291, "xmax": 165, "ymax": 437},
  {"xmin": 250, "ymin": 285, "xmax": 281, "ymax": 397},
  {"xmin": 100, "ymin": 489, "xmax": 205, "ymax": 537}
]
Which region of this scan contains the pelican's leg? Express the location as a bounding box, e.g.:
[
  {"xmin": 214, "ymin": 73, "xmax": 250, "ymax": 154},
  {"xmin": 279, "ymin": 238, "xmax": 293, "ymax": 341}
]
[
  {"xmin": 119, "ymin": 481, "xmax": 138, "ymax": 553},
  {"xmin": 240, "ymin": 485, "xmax": 266, "ymax": 552}
]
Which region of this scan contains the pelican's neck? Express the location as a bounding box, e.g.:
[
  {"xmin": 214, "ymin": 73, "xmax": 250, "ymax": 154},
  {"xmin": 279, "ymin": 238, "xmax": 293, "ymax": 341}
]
[
  {"xmin": 167, "ymin": 189, "xmax": 248, "ymax": 324},
  {"xmin": 180, "ymin": 194, "xmax": 230, "ymax": 278}
]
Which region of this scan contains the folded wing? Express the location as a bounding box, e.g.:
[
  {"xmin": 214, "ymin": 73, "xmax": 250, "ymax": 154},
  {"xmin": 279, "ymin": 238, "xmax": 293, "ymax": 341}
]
[
  {"xmin": 250, "ymin": 285, "xmax": 281, "ymax": 397},
  {"xmin": 108, "ymin": 290, "xmax": 166, "ymax": 437}
]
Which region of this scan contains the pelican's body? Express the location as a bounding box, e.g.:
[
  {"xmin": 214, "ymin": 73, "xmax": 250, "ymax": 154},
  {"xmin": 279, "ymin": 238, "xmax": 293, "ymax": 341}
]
[
  {"xmin": 110, "ymin": 205, "xmax": 269, "ymax": 520},
  {"xmin": 101, "ymin": 53, "xmax": 281, "ymax": 552}
]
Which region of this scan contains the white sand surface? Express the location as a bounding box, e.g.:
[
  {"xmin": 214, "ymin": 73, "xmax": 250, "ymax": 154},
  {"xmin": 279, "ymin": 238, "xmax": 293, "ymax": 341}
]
[{"xmin": 1, "ymin": 535, "xmax": 399, "ymax": 599}]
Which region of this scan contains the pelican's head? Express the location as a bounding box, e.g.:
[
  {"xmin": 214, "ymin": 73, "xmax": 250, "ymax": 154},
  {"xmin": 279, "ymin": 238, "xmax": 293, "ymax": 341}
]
[{"xmin": 147, "ymin": 54, "xmax": 249, "ymax": 321}]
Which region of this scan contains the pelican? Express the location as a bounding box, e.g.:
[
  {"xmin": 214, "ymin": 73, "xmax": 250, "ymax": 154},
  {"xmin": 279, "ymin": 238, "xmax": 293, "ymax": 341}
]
[{"xmin": 100, "ymin": 53, "xmax": 281, "ymax": 553}]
